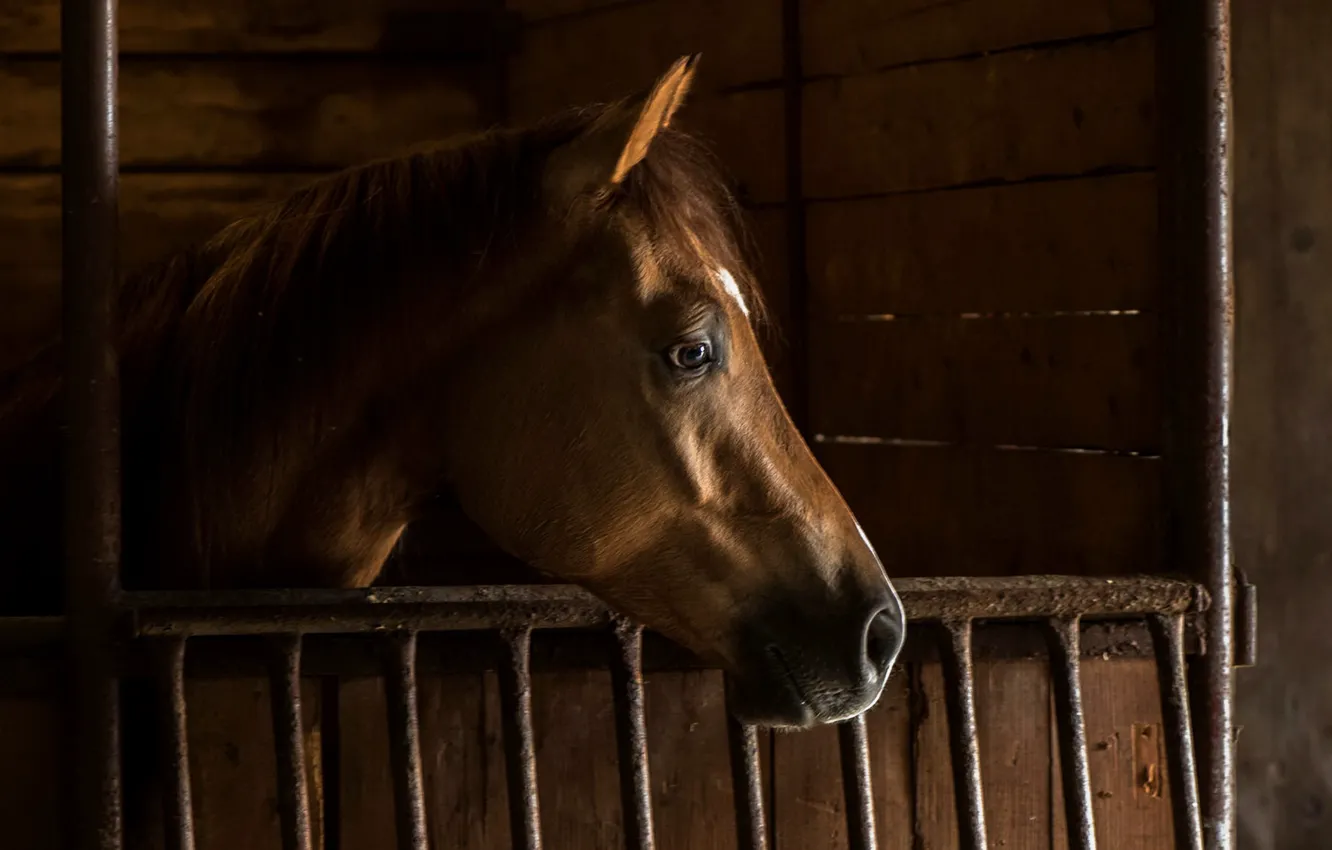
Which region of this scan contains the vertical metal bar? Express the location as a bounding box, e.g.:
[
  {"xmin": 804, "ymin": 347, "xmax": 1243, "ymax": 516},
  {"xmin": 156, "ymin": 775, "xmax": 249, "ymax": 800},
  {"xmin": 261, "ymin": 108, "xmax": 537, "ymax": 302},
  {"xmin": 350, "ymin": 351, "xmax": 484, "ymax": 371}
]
[
  {"xmin": 838, "ymin": 715, "xmax": 878, "ymax": 850},
  {"xmin": 269, "ymin": 634, "xmax": 313, "ymax": 850},
  {"xmin": 609, "ymin": 618, "xmax": 654, "ymax": 850},
  {"xmin": 1157, "ymin": 0, "xmax": 1235, "ymax": 846},
  {"xmin": 382, "ymin": 632, "xmax": 428, "ymax": 850},
  {"xmin": 499, "ymin": 628, "xmax": 543, "ymax": 850},
  {"xmin": 157, "ymin": 638, "xmax": 196, "ymax": 850},
  {"xmin": 1047, "ymin": 618, "xmax": 1096, "ymax": 850},
  {"xmin": 939, "ymin": 620, "xmax": 987, "ymax": 850},
  {"xmin": 1151, "ymin": 614, "xmax": 1206, "ymax": 850},
  {"xmin": 725, "ymin": 707, "xmax": 768, "ymax": 850},
  {"xmin": 61, "ymin": 0, "xmax": 123, "ymax": 845}
]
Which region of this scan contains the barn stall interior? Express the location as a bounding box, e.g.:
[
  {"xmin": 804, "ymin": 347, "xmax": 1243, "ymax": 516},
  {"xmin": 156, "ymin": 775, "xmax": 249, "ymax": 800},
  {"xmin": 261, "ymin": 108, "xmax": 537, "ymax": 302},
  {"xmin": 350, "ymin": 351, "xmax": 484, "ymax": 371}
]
[{"xmin": 0, "ymin": 1, "xmax": 1243, "ymax": 850}]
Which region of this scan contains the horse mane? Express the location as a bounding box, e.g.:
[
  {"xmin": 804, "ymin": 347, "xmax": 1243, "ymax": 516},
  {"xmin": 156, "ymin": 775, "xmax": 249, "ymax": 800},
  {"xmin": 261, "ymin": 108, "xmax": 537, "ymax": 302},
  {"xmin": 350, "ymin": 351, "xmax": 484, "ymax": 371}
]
[{"xmin": 1, "ymin": 100, "xmax": 768, "ymax": 441}]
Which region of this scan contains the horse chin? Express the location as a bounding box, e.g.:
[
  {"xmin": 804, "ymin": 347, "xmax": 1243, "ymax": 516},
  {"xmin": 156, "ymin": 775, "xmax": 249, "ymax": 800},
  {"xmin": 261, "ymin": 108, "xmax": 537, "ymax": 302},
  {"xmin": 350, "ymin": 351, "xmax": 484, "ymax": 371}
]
[{"xmin": 723, "ymin": 672, "xmax": 819, "ymax": 729}]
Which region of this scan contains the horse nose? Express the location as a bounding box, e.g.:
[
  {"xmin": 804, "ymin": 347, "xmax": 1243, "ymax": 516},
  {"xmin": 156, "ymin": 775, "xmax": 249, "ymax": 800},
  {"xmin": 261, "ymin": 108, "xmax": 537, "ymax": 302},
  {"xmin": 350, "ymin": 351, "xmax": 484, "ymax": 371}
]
[{"xmin": 861, "ymin": 595, "xmax": 905, "ymax": 688}]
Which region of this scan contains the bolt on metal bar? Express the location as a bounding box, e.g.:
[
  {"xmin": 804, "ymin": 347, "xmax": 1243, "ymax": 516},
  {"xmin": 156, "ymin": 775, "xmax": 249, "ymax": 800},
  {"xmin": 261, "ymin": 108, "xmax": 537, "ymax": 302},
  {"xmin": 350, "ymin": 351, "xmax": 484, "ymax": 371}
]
[
  {"xmin": 939, "ymin": 620, "xmax": 987, "ymax": 850},
  {"xmin": 268, "ymin": 635, "xmax": 314, "ymax": 850},
  {"xmin": 156, "ymin": 638, "xmax": 196, "ymax": 850},
  {"xmin": 60, "ymin": 0, "xmax": 124, "ymax": 845},
  {"xmin": 498, "ymin": 628, "xmax": 543, "ymax": 850},
  {"xmin": 610, "ymin": 618, "xmax": 655, "ymax": 850},
  {"xmin": 1151, "ymin": 614, "xmax": 1205, "ymax": 850},
  {"xmin": 1047, "ymin": 618, "xmax": 1096, "ymax": 850},
  {"xmin": 724, "ymin": 707, "xmax": 768, "ymax": 850},
  {"xmin": 382, "ymin": 632, "xmax": 428, "ymax": 850},
  {"xmin": 838, "ymin": 715, "xmax": 878, "ymax": 850}
]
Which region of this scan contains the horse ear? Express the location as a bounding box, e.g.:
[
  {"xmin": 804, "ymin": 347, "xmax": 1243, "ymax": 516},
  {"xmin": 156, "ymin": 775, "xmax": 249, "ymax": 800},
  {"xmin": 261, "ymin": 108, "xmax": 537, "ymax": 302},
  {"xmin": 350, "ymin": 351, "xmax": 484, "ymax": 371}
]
[{"xmin": 545, "ymin": 54, "xmax": 700, "ymax": 203}]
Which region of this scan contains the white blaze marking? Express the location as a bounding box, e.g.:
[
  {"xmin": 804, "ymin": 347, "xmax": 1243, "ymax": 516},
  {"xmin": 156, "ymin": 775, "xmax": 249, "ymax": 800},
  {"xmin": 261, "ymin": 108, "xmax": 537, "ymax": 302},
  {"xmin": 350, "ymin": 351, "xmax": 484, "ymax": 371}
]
[{"xmin": 716, "ymin": 267, "xmax": 749, "ymax": 317}]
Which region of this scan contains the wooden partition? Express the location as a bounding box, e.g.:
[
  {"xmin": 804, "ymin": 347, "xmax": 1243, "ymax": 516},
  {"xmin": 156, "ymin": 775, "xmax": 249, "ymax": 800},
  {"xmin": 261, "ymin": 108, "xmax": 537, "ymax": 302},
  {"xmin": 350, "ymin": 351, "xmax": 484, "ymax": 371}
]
[{"xmin": 0, "ymin": 1, "xmax": 1184, "ymax": 847}]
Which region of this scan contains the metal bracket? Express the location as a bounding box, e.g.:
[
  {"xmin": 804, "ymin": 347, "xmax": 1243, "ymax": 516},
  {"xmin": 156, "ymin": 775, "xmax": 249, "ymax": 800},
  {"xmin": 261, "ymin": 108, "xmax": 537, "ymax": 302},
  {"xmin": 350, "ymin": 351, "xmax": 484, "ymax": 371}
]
[{"xmin": 1234, "ymin": 565, "xmax": 1258, "ymax": 668}]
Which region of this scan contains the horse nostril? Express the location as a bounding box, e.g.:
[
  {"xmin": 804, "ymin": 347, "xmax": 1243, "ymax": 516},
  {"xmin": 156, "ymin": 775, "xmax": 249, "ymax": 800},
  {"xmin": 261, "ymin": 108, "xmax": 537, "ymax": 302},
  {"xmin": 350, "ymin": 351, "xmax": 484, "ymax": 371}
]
[{"xmin": 863, "ymin": 606, "xmax": 905, "ymax": 682}]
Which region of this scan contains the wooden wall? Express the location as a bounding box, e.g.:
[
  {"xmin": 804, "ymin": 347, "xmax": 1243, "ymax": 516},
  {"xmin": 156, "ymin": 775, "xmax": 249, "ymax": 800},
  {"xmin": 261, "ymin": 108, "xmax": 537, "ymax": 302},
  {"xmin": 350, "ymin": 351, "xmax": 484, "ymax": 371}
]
[{"xmin": 0, "ymin": 0, "xmax": 1188, "ymax": 848}]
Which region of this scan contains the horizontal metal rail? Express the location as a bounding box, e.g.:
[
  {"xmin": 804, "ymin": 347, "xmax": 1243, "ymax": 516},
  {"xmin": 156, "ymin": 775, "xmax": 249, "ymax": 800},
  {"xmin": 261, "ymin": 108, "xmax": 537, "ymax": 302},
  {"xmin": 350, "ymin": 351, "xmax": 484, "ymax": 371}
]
[{"xmin": 118, "ymin": 576, "xmax": 1205, "ymax": 638}]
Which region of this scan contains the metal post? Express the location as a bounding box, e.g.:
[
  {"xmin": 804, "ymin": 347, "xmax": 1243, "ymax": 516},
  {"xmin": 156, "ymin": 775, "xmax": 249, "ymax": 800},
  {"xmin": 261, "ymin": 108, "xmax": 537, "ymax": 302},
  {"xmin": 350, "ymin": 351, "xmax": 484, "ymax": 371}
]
[
  {"xmin": 1158, "ymin": 1, "xmax": 1235, "ymax": 847},
  {"xmin": 61, "ymin": 0, "xmax": 123, "ymax": 846}
]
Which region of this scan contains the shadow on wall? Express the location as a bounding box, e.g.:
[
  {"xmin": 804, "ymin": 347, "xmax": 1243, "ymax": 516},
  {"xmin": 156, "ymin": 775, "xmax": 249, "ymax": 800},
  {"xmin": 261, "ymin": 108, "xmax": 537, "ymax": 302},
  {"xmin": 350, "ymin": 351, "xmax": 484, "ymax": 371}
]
[{"xmin": 1233, "ymin": 1, "xmax": 1332, "ymax": 848}]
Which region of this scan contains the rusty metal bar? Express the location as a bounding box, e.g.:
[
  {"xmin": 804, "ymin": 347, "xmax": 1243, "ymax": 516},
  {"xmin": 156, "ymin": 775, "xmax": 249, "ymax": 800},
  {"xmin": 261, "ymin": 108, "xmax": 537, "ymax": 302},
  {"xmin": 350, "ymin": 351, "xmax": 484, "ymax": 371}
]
[
  {"xmin": 61, "ymin": 0, "xmax": 124, "ymax": 845},
  {"xmin": 610, "ymin": 618, "xmax": 655, "ymax": 850},
  {"xmin": 156, "ymin": 638, "xmax": 196, "ymax": 850},
  {"xmin": 498, "ymin": 628, "xmax": 542, "ymax": 850},
  {"xmin": 940, "ymin": 620, "xmax": 987, "ymax": 850},
  {"xmin": 725, "ymin": 709, "xmax": 768, "ymax": 850},
  {"xmin": 1157, "ymin": 0, "xmax": 1235, "ymax": 847},
  {"xmin": 125, "ymin": 576, "xmax": 1204, "ymax": 638},
  {"xmin": 839, "ymin": 715, "xmax": 878, "ymax": 850},
  {"xmin": 1151, "ymin": 614, "xmax": 1205, "ymax": 850},
  {"xmin": 382, "ymin": 632, "xmax": 428, "ymax": 850},
  {"xmin": 269, "ymin": 635, "xmax": 313, "ymax": 850},
  {"xmin": 1047, "ymin": 618, "xmax": 1096, "ymax": 850}
]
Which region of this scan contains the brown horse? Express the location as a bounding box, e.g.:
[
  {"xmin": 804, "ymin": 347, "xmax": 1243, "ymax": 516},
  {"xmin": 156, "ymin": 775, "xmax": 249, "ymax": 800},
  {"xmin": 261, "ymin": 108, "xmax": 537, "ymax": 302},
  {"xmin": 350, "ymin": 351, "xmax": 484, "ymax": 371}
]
[{"xmin": 0, "ymin": 56, "xmax": 903, "ymax": 729}]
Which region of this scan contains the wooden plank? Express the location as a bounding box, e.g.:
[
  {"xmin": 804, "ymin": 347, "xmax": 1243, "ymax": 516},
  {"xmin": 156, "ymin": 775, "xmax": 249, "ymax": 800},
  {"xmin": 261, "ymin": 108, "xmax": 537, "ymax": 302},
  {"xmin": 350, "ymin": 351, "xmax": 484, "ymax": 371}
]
[
  {"xmin": 0, "ymin": 59, "xmax": 487, "ymax": 169},
  {"xmin": 802, "ymin": 32, "xmax": 1156, "ymax": 199},
  {"xmin": 806, "ymin": 173, "xmax": 1159, "ymax": 316},
  {"xmin": 802, "ymin": 0, "xmax": 1154, "ymax": 77},
  {"xmin": 816, "ymin": 441, "xmax": 1162, "ymax": 577},
  {"xmin": 531, "ymin": 671, "xmax": 623, "ymax": 847},
  {"xmin": 643, "ymin": 670, "xmax": 738, "ymax": 849},
  {"xmin": 1080, "ymin": 658, "xmax": 1176, "ymax": 848},
  {"xmin": 912, "ymin": 661, "xmax": 959, "ymax": 848},
  {"xmin": 0, "ymin": 697, "xmax": 63, "ymax": 850},
  {"xmin": 975, "ymin": 659, "xmax": 1053, "ymax": 849},
  {"xmin": 339, "ymin": 673, "xmax": 511, "ymax": 850},
  {"xmin": 186, "ymin": 677, "xmax": 323, "ymax": 850},
  {"xmin": 505, "ymin": 0, "xmax": 627, "ymax": 22},
  {"xmin": 506, "ymin": 0, "xmax": 782, "ymax": 117},
  {"xmin": 809, "ymin": 315, "xmax": 1162, "ymax": 452},
  {"xmin": 771, "ymin": 670, "xmax": 913, "ymax": 850},
  {"xmin": 1, "ymin": 0, "xmax": 501, "ymax": 54}
]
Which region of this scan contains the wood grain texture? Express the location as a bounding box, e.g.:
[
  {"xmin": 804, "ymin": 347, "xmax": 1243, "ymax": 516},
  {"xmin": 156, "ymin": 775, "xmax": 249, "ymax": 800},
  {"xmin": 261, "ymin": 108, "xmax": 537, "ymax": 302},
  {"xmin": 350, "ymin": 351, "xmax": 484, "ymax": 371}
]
[
  {"xmin": 806, "ymin": 173, "xmax": 1159, "ymax": 316},
  {"xmin": 338, "ymin": 673, "xmax": 512, "ymax": 850},
  {"xmin": 975, "ymin": 659, "xmax": 1053, "ymax": 849},
  {"xmin": 1, "ymin": 0, "xmax": 501, "ymax": 53},
  {"xmin": 531, "ymin": 671, "xmax": 624, "ymax": 847},
  {"xmin": 816, "ymin": 441, "xmax": 1163, "ymax": 577},
  {"xmin": 912, "ymin": 661, "xmax": 959, "ymax": 849},
  {"xmin": 802, "ymin": 31, "xmax": 1156, "ymax": 198},
  {"xmin": 0, "ymin": 697, "xmax": 63, "ymax": 850},
  {"xmin": 802, "ymin": 0, "xmax": 1154, "ymax": 76},
  {"xmin": 506, "ymin": 0, "xmax": 781, "ymax": 115},
  {"xmin": 186, "ymin": 677, "xmax": 323, "ymax": 850},
  {"xmin": 0, "ymin": 59, "xmax": 486, "ymax": 169},
  {"xmin": 643, "ymin": 670, "xmax": 739, "ymax": 849},
  {"xmin": 1081, "ymin": 658, "xmax": 1177, "ymax": 848},
  {"xmin": 771, "ymin": 671, "xmax": 913, "ymax": 850},
  {"xmin": 809, "ymin": 315, "xmax": 1162, "ymax": 452},
  {"xmin": 505, "ymin": 0, "xmax": 627, "ymax": 22}
]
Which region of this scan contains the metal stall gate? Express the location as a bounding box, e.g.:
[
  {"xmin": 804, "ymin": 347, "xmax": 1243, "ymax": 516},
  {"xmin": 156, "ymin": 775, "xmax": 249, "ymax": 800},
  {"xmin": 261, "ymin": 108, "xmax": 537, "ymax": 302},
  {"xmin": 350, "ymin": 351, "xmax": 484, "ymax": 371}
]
[{"xmin": 29, "ymin": 0, "xmax": 1244, "ymax": 848}]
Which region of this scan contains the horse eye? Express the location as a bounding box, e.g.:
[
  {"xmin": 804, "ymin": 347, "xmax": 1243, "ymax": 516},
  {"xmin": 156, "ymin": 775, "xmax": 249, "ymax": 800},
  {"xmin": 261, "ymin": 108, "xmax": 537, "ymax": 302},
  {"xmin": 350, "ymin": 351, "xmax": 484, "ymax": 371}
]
[{"xmin": 668, "ymin": 341, "xmax": 714, "ymax": 371}]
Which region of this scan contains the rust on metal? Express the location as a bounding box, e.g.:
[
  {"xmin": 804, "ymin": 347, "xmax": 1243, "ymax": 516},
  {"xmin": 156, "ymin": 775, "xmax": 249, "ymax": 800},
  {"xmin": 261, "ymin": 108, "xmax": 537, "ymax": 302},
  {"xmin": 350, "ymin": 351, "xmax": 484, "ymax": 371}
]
[
  {"xmin": 610, "ymin": 618, "xmax": 655, "ymax": 850},
  {"xmin": 498, "ymin": 628, "xmax": 543, "ymax": 850},
  {"xmin": 839, "ymin": 714, "xmax": 878, "ymax": 850},
  {"xmin": 382, "ymin": 632, "xmax": 429, "ymax": 850},
  {"xmin": 125, "ymin": 577, "xmax": 1205, "ymax": 639},
  {"xmin": 1151, "ymin": 614, "xmax": 1205, "ymax": 850},
  {"xmin": 156, "ymin": 637, "xmax": 196, "ymax": 850},
  {"xmin": 725, "ymin": 705, "xmax": 769, "ymax": 850},
  {"xmin": 268, "ymin": 635, "xmax": 314, "ymax": 850},
  {"xmin": 1157, "ymin": 0, "xmax": 1237, "ymax": 845},
  {"xmin": 939, "ymin": 620, "xmax": 987, "ymax": 850},
  {"xmin": 1047, "ymin": 618, "xmax": 1096, "ymax": 850}
]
